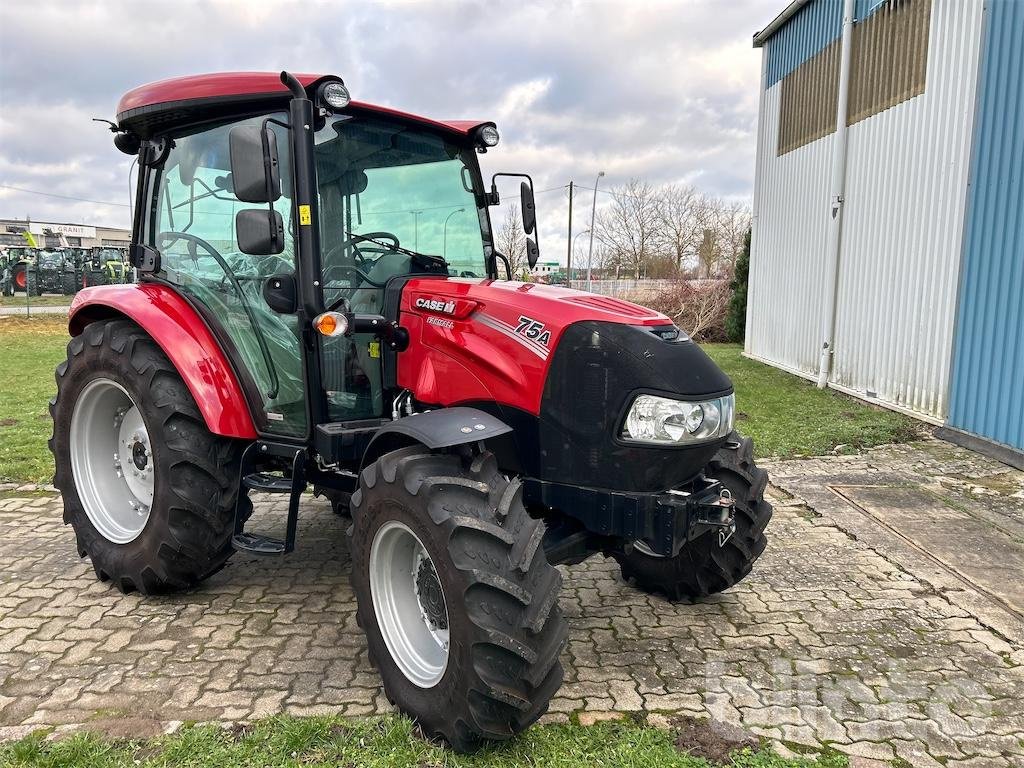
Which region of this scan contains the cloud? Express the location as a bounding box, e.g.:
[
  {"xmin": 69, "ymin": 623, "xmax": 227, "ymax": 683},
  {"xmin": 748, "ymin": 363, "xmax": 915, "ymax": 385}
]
[{"xmin": 0, "ymin": 0, "xmax": 780, "ymax": 258}]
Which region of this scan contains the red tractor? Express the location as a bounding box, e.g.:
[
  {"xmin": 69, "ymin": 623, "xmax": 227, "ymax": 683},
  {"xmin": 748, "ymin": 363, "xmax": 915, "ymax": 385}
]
[{"xmin": 50, "ymin": 72, "xmax": 771, "ymax": 751}]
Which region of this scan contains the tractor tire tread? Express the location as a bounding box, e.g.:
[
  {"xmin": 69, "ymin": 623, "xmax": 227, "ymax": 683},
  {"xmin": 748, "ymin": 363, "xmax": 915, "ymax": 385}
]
[
  {"xmin": 50, "ymin": 318, "xmax": 249, "ymax": 595},
  {"xmin": 613, "ymin": 431, "xmax": 772, "ymax": 602},
  {"xmin": 349, "ymin": 446, "xmax": 565, "ymax": 753}
]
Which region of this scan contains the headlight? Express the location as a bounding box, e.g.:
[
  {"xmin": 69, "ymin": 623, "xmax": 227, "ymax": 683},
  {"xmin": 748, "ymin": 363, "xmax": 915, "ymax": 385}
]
[{"xmin": 621, "ymin": 393, "xmax": 735, "ymax": 445}]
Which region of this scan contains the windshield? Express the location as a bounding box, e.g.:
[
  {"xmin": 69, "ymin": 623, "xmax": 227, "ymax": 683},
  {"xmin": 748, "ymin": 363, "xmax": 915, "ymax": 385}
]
[{"xmin": 314, "ymin": 115, "xmax": 491, "ymax": 279}]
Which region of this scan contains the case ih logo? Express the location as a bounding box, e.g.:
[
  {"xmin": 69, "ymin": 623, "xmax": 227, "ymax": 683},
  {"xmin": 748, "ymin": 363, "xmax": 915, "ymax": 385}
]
[{"xmin": 415, "ymin": 297, "xmax": 457, "ymax": 314}]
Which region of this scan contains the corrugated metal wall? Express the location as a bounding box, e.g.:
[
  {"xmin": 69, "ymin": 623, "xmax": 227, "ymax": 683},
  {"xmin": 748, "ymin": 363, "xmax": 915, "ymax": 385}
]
[
  {"xmin": 748, "ymin": 0, "xmax": 985, "ymax": 420},
  {"xmin": 830, "ymin": 0, "xmax": 983, "ymax": 417},
  {"xmin": 747, "ymin": 73, "xmax": 835, "ymax": 377},
  {"xmin": 948, "ymin": 0, "xmax": 1024, "ymax": 451},
  {"xmin": 748, "ymin": 0, "xmax": 841, "ymax": 377},
  {"xmin": 765, "ymin": 0, "xmax": 843, "ymax": 87}
]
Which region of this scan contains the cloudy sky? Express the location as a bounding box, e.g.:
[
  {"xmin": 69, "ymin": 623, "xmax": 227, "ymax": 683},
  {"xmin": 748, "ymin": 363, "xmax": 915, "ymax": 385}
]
[{"xmin": 0, "ymin": 0, "xmax": 779, "ymax": 263}]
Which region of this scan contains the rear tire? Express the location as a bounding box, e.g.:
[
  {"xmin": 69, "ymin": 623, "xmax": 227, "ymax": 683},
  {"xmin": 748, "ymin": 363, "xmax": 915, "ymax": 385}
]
[
  {"xmin": 26, "ymin": 270, "xmax": 40, "ymax": 297},
  {"xmin": 614, "ymin": 433, "xmax": 772, "ymax": 601},
  {"xmin": 349, "ymin": 446, "xmax": 566, "ymax": 752},
  {"xmin": 50, "ymin": 319, "xmax": 250, "ymax": 594},
  {"xmin": 12, "ymin": 265, "xmax": 27, "ymax": 293}
]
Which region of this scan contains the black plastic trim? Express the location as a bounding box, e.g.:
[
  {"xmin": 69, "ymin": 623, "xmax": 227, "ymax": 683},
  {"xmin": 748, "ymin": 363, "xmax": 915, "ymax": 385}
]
[{"xmin": 372, "ymin": 407, "xmax": 510, "ymax": 450}]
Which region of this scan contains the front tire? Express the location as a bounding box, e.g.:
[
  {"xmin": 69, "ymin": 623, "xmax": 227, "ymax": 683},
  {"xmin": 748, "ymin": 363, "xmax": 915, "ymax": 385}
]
[
  {"xmin": 614, "ymin": 433, "xmax": 772, "ymax": 601},
  {"xmin": 50, "ymin": 319, "xmax": 250, "ymax": 594},
  {"xmin": 349, "ymin": 446, "xmax": 566, "ymax": 752}
]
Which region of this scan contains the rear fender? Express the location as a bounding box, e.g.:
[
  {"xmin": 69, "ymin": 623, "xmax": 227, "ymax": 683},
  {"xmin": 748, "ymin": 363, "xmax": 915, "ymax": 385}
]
[{"xmin": 69, "ymin": 283, "xmax": 258, "ymax": 439}]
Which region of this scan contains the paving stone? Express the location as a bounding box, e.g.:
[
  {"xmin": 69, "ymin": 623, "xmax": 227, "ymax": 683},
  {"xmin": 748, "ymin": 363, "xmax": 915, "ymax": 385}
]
[{"xmin": 0, "ymin": 441, "xmax": 1021, "ymax": 767}]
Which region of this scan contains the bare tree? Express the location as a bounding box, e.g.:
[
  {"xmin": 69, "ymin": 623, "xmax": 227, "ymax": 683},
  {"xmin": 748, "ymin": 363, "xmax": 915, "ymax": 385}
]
[
  {"xmin": 714, "ymin": 201, "xmax": 752, "ymax": 275},
  {"xmin": 656, "ymin": 184, "xmax": 708, "ymax": 273},
  {"xmin": 649, "ymin": 279, "xmax": 732, "ymax": 341},
  {"xmin": 495, "ymin": 203, "xmax": 527, "ymax": 278},
  {"xmin": 593, "ymin": 179, "xmax": 660, "ymax": 280}
]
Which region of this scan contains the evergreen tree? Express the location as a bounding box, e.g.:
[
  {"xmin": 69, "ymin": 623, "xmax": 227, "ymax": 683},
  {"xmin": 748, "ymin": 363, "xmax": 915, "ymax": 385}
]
[{"xmin": 725, "ymin": 229, "xmax": 751, "ymax": 343}]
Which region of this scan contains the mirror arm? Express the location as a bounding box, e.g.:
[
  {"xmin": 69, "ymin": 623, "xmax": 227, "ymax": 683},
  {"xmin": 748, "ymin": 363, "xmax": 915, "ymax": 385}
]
[
  {"xmin": 258, "ymin": 118, "xmax": 282, "ymax": 251},
  {"xmin": 489, "ymin": 172, "xmax": 536, "ymax": 202},
  {"xmin": 490, "ymin": 172, "xmax": 540, "ymax": 265},
  {"xmin": 495, "ymin": 252, "xmax": 512, "ymax": 280}
]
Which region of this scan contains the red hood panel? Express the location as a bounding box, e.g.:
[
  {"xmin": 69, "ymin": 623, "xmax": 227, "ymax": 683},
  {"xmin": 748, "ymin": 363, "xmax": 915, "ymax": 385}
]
[{"xmin": 396, "ymin": 278, "xmax": 670, "ymax": 415}]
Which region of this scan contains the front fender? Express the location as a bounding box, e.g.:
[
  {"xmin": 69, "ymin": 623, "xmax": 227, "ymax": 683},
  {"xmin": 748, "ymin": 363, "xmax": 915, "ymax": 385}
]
[
  {"xmin": 360, "ymin": 407, "xmax": 512, "ymax": 472},
  {"xmin": 69, "ymin": 283, "xmax": 258, "ymax": 439}
]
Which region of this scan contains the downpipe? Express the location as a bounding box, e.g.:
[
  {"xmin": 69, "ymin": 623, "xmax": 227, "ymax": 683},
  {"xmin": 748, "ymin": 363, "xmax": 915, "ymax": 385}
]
[{"xmin": 816, "ymin": 0, "xmax": 856, "ymax": 389}]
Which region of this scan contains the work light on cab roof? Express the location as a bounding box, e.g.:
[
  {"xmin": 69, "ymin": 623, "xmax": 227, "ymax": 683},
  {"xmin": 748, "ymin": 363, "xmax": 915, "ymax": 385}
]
[
  {"xmin": 318, "ymin": 81, "xmax": 350, "ymax": 110},
  {"xmin": 54, "ymin": 69, "xmax": 772, "ymax": 755}
]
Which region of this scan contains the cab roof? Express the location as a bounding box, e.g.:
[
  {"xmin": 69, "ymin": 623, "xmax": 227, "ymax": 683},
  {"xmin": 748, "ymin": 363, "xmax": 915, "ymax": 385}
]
[{"xmin": 116, "ymin": 72, "xmax": 491, "ymax": 139}]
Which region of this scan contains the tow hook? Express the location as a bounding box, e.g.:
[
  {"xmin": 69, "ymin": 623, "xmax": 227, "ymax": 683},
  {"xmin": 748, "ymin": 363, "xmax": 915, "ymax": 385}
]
[
  {"xmin": 692, "ymin": 486, "xmax": 736, "ymax": 548},
  {"xmin": 717, "ymin": 489, "xmax": 736, "ymax": 547}
]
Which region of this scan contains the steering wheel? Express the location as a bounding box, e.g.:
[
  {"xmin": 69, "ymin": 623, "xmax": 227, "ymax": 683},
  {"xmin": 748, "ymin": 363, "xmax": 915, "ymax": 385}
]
[
  {"xmin": 158, "ymin": 231, "xmax": 242, "ymax": 292},
  {"xmin": 156, "ymin": 230, "xmax": 282, "ymax": 398},
  {"xmin": 322, "ymin": 231, "xmax": 401, "ymax": 287},
  {"xmin": 158, "ymin": 230, "xmax": 226, "ymax": 267}
]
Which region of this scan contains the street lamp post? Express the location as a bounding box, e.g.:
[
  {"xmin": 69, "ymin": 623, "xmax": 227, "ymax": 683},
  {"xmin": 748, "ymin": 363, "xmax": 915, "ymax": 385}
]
[
  {"xmin": 442, "ymin": 207, "xmax": 465, "ymax": 259},
  {"xmin": 585, "ymin": 171, "xmax": 604, "ymax": 292}
]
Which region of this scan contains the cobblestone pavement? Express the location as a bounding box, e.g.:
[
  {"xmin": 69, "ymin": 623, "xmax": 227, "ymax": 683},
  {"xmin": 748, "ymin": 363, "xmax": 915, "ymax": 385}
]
[{"xmin": 1, "ymin": 438, "xmax": 1022, "ymax": 766}]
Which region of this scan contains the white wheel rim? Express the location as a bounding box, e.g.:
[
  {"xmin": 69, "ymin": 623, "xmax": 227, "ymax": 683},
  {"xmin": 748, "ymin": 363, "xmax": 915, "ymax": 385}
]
[
  {"xmin": 69, "ymin": 378, "xmax": 154, "ymax": 544},
  {"xmin": 369, "ymin": 520, "xmax": 450, "ymax": 688}
]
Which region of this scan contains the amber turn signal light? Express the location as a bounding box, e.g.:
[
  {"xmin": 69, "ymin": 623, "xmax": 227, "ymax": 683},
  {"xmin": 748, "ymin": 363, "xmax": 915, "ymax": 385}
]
[{"xmin": 313, "ymin": 312, "xmax": 349, "ymax": 337}]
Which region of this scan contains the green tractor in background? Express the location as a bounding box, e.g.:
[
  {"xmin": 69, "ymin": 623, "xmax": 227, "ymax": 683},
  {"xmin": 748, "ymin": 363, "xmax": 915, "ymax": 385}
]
[
  {"xmin": 33, "ymin": 249, "xmax": 82, "ymax": 295},
  {"xmin": 1, "ymin": 248, "xmax": 38, "ymax": 296},
  {"xmin": 81, "ymin": 247, "xmax": 131, "ymax": 288},
  {"xmin": 0, "ymin": 246, "xmax": 132, "ymax": 297}
]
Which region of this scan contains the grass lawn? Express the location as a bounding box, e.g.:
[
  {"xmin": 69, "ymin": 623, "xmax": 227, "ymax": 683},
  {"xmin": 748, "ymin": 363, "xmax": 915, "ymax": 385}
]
[
  {"xmin": 0, "ymin": 316, "xmax": 68, "ymax": 484},
  {"xmin": 0, "ymin": 293, "xmax": 76, "ymax": 308},
  {"xmin": 703, "ymin": 344, "xmax": 921, "ymax": 459},
  {"xmin": 0, "ymin": 321, "xmax": 921, "ymax": 485},
  {"xmin": 1, "ymin": 714, "xmax": 847, "ymax": 768}
]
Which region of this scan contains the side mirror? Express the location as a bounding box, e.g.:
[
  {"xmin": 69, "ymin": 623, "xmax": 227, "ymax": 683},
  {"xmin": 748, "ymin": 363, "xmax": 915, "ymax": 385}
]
[
  {"xmin": 229, "ymin": 125, "xmax": 281, "ymax": 204},
  {"xmin": 236, "ymin": 209, "xmax": 285, "ymax": 255},
  {"xmin": 520, "ymin": 181, "xmax": 536, "ymax": 235},
  {"xmin": 526, "ymin": 237, "xmax": 540, "ymax": 268},
  {"xmin": 263, "ymin": 272, "xmax": 298, "ymax": 314}
]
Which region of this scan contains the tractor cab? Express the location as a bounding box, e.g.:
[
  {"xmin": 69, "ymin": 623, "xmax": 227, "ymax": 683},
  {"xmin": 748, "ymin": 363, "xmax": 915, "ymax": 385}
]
[{"xmin": 114, "ymin": 72, "xmax": 533, "ymax": 442}]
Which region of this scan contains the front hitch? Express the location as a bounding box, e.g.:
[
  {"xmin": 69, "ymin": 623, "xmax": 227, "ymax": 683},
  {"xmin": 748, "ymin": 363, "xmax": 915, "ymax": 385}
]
[
  {"xmin": 678, "ymin": 483, "xmax": 736, "ymax": 547},
  {"xmin": 524, "ymin": 474, "xmax": 739, "ymax": 559}
]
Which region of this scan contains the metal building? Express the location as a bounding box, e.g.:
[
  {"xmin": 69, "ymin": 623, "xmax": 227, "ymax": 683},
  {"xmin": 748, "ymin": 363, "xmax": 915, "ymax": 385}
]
[{"xmin": 747, "ymin": 0, "xmax": 1023, "ymax": 466}]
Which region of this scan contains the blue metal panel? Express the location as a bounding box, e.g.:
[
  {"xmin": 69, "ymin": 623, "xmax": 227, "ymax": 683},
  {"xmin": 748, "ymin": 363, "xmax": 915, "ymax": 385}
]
[
  {"xmin": 949, "ymin": 0, "xmax": 1024, "ymax": 451},
  {"xmin": 765, "ymin": 0, "xmax": 843, "ymax": 88},
  {"xmin": 855, "ymin": 0, "xmax": 887, "ymax": 21}
]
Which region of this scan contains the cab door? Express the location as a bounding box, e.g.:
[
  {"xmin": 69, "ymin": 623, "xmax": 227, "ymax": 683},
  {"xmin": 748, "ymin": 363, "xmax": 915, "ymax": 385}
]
[{"xmin": 151, "ymin": 114, "xmax": 308, "ymax": 438}]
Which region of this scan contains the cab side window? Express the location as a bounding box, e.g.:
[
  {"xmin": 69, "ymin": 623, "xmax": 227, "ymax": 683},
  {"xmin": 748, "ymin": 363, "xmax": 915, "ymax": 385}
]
[{"xmin": 153, "ymin": 114, "xmax": 307, "ymax": 437}]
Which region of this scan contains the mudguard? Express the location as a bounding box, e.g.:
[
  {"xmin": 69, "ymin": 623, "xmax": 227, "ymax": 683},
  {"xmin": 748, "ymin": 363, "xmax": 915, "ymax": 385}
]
[
  {"xmin": 68, "ymin": 283, "xmax": 258, "ymax": 439},
  {"xmin": 361, "ymin": 407, "xmax": 512, "ymax": 470}
]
